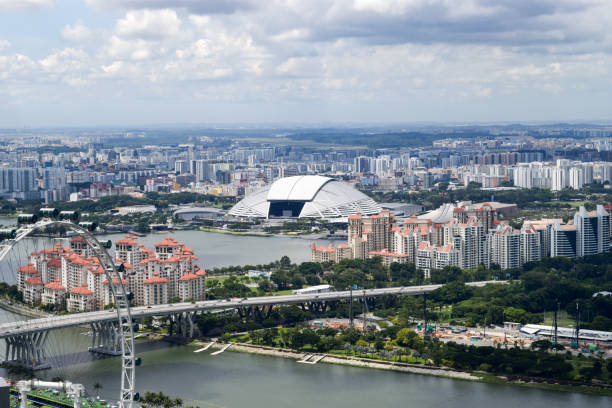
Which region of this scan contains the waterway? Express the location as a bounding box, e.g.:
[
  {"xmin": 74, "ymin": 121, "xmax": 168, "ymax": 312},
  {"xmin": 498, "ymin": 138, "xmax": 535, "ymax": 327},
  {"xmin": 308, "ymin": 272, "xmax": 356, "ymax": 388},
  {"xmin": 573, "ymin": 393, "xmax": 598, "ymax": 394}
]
[
  {"xmin": 4, "ymin": 339, "xmax": 611, "ymax": 408},
  {"xmin": 0, "ymin": 216, "xmax": 321, "ymax": 270},
  {"xmin": 98, "ymin": 231, "xmax": 323, "ymax": 270}
]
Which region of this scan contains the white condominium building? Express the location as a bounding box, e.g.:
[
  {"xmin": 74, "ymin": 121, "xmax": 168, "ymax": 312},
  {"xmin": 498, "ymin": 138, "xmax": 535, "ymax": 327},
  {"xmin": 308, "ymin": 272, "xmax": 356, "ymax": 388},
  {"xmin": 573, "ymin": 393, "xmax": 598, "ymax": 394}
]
[{"xmin": 574, "ymin": 205, "xmax": 610, "ymax": 257}]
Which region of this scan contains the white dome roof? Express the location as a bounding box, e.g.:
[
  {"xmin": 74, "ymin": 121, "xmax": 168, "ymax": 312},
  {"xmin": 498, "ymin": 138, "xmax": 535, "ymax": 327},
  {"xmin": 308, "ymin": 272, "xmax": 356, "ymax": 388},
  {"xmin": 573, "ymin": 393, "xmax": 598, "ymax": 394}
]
[{"xmin": 229, "ymin": 176, "xmax": 381, "ymax": 219}]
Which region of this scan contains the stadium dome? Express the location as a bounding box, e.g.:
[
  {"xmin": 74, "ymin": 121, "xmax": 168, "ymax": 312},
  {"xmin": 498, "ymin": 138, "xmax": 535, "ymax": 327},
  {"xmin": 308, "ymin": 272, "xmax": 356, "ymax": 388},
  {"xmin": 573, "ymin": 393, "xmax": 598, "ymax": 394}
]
[{"xmin": 228, "ymin": 175, "xmax": 381, "ymax": 219}]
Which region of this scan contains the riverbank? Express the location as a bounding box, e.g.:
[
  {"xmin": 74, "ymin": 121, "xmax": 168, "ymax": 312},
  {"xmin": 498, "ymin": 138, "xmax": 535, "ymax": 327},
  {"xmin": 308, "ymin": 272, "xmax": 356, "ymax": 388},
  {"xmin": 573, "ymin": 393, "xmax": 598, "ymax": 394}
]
[
  {"xmin": 198, "ymin": 227, "xmax": 273, "ymax": 237},
  {"xmin": 0, "ymin": 298, "xmax": 49, "ymax": 318},
  {"xmin": 204, "ymin": 342, "xmax": 478, "ymax": 381},
  {"xmin": 202, "ymin": 341, "xmax": 612, "ymax": 396}
]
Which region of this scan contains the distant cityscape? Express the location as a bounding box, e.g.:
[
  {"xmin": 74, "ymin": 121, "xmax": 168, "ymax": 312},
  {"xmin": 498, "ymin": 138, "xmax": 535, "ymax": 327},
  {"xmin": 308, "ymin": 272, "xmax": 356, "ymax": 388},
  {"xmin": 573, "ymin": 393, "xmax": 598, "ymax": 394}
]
[
  {"xmin": 3, "ymin": 124, "xmax": 612, "ymax": 313},
  {"xmin": 0, "ymin": 125, "xmax": 612, "ymax": 203}
]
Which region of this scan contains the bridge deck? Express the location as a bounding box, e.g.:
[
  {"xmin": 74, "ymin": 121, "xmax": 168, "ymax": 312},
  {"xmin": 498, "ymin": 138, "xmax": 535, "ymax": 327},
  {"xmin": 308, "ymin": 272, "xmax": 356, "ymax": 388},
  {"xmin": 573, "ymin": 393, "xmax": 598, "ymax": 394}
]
[{"xmin": 0, "ymin": 281, "xmax": 503, "ymax": 338}]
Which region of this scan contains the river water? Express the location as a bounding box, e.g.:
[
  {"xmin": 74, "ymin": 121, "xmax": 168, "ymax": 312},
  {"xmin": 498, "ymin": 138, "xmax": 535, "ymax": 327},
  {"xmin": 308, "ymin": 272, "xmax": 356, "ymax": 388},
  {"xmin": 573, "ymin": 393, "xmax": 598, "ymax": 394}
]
[
  {"xmin": 98, "ymin": 231, "xmax": 324, "ymax": 270},
  {"xmin": 0, "ymin": 216, "xmax": 321, "ymax": 270},
  {"xmin": 4, "ymin": 339, "xmax": 610, "ymax": 408}
]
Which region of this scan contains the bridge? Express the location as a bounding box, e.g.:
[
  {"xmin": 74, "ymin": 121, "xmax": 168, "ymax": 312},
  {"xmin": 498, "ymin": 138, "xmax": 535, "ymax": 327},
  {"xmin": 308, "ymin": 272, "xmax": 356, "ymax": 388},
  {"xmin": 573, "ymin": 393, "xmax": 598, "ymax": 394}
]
[{"xmin": 0, "ymin": 280, "xmax": 502, "ymax": 369}]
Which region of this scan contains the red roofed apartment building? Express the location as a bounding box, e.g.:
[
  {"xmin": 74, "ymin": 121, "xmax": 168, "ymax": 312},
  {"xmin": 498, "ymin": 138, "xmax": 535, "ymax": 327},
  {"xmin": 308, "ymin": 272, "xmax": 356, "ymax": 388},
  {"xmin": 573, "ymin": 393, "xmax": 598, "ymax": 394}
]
[
  {"xmin": 67, "ymin": 284, "xmax": 95, "ymax": 312},
  {"xmin": 143, "ymin": 274, "xmax": 169, "ymax": 305},
  {"xmin": 16, "ymin": 234, "xmax": 206, "ymax": 311},
  {"xmin": 310, "ymin": 202, "xmax": 548, "ymax": 277}
]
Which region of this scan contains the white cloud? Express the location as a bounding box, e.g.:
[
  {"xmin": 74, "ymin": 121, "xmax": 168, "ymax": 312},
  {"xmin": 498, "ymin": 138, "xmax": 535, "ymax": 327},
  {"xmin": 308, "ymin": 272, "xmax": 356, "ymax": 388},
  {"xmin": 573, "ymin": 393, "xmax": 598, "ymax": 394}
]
[
  {"xmin": 0, "ymin": 0, "xmax": 53, "ymax": 11},
  {"xmin": 115, "ymin": 9, "xmax": 181, "ymax": 39},
  {"xmin": 2, "ymin": 0, "xmax": 612, "ymax": 125},
  {"xmin": 61, "ymin": 22, "xmax": 95, "ymax": 43},
  {"xmin": 104, "ymin": 36, "xmax": 155, "ymax": 61},
  {"xmin": 86, "ymin": 0, "xmax": 255, "ymax": 14},
  {"xmin": 38, "ymin": 48, "xmax": 88, "ymax": 73}
]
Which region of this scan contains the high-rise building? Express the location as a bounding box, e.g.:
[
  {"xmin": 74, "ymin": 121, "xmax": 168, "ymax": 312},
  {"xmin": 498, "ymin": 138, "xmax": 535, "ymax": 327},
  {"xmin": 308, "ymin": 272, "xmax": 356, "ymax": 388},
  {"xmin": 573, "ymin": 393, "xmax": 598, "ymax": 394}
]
[
  {"xmin": 569, "ymin": 167, "xmax": 584, "ymax": 190},
  {"xmin": 175, "ymin": 160, "xmax": 189, "ymax": 174},
  {"xmin": 489, "ymin": 223, "xmax": 521, "ymax": 270},
  {"xmin": 353, "ymin": 156, "xmax": 370, "ymax": 173},
  {"xmin": 348, "ymin": 211, "xmax": 395, "ymax": 258},
  {"xmin": 551, "ymin": 166, "xmax": 568, "ymax": 191},
  {"xmin": 574, "ymin": 205, "xmax": 610, "ymax": 257},
  {"xmin": 0, "ymin": 168, "xmax": 38, "ymax": 199},
  {"xmin": 551, "ymin": 221, "xmax": 577, "ymax": 258},
  {"xmin": 520, "ymin": 225, "xmax": 542, "ymax": 264}
]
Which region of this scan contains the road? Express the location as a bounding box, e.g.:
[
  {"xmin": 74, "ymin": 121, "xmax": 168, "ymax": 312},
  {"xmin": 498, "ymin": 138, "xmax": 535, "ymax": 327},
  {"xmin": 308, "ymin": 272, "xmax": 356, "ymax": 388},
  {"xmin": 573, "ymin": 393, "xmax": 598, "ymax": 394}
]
[{"xmin": 0, "ymin": 280, "xmax": 503, "ymax": 338}]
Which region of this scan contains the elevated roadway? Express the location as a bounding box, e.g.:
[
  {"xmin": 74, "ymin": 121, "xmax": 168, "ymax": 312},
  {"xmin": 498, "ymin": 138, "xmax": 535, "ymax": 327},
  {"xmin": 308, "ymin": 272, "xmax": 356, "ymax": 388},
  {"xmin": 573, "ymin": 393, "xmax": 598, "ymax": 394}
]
[{"xmin": 0, "ymin": 280, "xmax": 503, "ymax": 339}]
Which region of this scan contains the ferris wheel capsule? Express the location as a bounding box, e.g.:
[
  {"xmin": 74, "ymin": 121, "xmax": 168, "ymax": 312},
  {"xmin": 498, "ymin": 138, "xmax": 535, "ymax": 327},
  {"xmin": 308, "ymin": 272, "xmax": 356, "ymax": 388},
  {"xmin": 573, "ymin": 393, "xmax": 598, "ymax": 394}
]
[
  {"xmin": 79, "ymin": 221, "xmax": 98, "ymax": 232},
  {"xmin": 17, "ymin": 213, "xmax": 39, "ymax": 224},
  {"xmin": 0, "ymin": 228, "xmax": 16, "ymax": 240},
  {"xmin": 59, "ymin": 210, "xmax": 80, "ymax": 222},
  {"xmin": 39, "ymin": 207, "xmax": 59, "ymax": 218}
]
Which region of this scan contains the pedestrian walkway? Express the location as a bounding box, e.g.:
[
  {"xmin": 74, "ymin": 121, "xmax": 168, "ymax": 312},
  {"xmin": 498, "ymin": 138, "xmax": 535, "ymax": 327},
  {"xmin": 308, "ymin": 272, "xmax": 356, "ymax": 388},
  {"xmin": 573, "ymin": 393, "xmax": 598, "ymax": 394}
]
[
  {"xmin": 297, "ymin": 354, "xmax": 325, "ymax": 364},
  {"xmin": 194, "ymin": 342, "xmax": 215, "ymax": 353},
  {"xmin": 211, "ymin": 343, "xmax": 232, "ymax": 355}
]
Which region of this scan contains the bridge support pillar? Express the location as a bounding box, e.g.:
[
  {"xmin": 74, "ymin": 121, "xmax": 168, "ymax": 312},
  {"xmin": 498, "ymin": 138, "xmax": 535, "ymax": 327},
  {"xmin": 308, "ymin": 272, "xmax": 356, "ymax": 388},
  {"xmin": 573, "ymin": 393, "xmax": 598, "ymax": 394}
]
[
  {"xmin": 3, "ymin": 330, "xmax": 51, "ymax": 370},
  {"xmin": 89, "ymin": 321, "xmax": 122, "ymax": 356},
  {"xmin": 168, "ymin": 312, "xmax": 197, "ymax": 339}
]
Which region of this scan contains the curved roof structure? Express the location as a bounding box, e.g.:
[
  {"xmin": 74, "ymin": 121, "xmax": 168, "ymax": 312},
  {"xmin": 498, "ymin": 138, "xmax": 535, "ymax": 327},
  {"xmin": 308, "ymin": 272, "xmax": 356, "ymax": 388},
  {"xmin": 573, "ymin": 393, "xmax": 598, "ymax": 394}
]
[
  {"xmin": 417, "ymin": 203, "xmax": 456, "ymax": 223},
  {"xmin": 228, "ymin": 175, "xmax": 381, "ymax": 219}
]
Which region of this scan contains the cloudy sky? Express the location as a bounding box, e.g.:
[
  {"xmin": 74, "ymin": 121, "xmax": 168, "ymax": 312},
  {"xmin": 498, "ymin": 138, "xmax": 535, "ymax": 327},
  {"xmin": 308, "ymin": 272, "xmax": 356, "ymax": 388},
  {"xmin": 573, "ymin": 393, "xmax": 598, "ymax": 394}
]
[{"xmin": 1, "ymin": 0, "xmax": 611, "ymax": 127}]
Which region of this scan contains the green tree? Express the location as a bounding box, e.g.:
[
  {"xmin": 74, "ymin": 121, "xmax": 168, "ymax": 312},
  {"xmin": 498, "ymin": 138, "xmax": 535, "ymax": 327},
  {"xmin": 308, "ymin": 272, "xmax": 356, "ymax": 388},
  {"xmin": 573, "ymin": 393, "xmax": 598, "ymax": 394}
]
[
  {"xmin": 503, "ymin": 307, "xmax": 528, "ymax": 324},
  {"xmin": 589, "ymin": 315, "xmax": 612, "ymax": 331},
  {"xmin": 395, "ymin": 328, "xmax": 418, "ymax": 348},
  {"xmin": 280, "ymin": 256, "xmax": 292, "ymax": 269}
]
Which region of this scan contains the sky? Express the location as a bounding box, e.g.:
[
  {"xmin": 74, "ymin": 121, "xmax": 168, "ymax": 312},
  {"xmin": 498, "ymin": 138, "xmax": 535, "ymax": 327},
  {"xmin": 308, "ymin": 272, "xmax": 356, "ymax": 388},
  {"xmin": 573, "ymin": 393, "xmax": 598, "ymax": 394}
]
[{"xmin": 0, "ymin": 0, "xmax": 611, "ymax": 127}]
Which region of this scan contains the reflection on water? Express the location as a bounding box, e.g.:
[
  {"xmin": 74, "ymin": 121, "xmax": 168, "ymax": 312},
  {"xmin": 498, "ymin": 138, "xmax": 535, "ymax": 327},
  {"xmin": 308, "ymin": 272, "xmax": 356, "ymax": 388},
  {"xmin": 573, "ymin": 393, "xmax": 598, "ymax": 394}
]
[
  {"xmin": 0, "ymin": 215, "xmax": 320, "ymax": 274},
  {"xmin": 98, "ymin": 230, "xmax": 322, "ymax": 270},
  {"xmin": 46, "ymin": 344, "xmax": 612, "ymax": 408}
]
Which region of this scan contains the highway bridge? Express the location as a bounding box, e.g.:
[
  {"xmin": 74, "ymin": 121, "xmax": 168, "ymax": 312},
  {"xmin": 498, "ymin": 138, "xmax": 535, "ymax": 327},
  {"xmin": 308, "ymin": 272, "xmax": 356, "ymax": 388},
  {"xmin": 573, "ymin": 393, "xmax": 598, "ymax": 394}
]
[{"xmin": 0, "ymin": 280, "xmax": 503, "ymax": 369}]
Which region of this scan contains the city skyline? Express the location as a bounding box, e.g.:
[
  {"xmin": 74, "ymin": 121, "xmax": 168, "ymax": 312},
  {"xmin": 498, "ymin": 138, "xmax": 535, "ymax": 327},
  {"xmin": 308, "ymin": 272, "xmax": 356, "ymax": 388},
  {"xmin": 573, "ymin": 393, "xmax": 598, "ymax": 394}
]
[{"xmin": 1, "ymin": 0, "xmax": 612, "ymax": 126}]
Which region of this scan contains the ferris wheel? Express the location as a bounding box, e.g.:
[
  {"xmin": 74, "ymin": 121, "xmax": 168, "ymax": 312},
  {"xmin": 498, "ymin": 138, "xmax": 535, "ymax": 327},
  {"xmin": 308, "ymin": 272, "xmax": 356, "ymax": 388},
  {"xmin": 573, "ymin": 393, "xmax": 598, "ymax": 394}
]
[{"xmin": 0, "ymin": 209, "xmax": 135, "ymax": 407}]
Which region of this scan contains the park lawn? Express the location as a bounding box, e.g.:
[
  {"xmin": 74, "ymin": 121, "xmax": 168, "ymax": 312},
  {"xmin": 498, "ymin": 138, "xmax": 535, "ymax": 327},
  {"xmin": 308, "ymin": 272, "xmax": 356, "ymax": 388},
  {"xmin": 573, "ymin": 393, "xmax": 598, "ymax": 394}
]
[{"xmin": 541, "ymin": 315, "xmax": 575, "ymax": 328}]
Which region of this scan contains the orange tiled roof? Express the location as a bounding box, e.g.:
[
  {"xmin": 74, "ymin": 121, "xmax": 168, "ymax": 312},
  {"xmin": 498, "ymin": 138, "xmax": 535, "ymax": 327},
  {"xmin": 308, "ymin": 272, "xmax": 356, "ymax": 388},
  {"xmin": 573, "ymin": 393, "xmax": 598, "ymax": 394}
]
[
  {"xmin": 44, "ymin": 281, "xmax": 66, "ymax": 291},
  {"xmin": 25, "ymin": 277, "xmax": 44, "ymax": 286},
  {"xmin": 178, "ymin": 273, "xmax": 199, "ymax": 281},
  {"xmin": 70, "ymin": 285, "xmax": 93, "ymax": 296},
  {"xmin": 144, "ymin": 276, "xmax": 169, "ymax": 284},
  {"xmin": 17, "ymin": 264, "xmax": 39, "ymax": 274},
  {"xmin": 103, "ymin": 278, "xmax": 129, "ymax": 285}
]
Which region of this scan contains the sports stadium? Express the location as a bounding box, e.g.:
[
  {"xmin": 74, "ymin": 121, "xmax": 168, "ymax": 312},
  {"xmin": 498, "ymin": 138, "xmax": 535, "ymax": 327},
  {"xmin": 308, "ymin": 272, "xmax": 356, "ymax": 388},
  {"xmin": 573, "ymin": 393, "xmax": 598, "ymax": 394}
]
[{"xmin": 228, "ymin": 175, "xmax": 381, "ymax": 220}]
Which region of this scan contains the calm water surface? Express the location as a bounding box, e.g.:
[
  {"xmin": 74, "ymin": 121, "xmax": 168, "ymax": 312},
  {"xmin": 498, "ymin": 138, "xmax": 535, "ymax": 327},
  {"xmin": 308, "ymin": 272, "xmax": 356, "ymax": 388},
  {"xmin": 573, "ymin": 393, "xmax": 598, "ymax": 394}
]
[
  {"xmin": 98, "ymin": 230, "xmax": 323, "ymax": 269},
  {"xmin": 0, "ymin": 216, "xmax": 320, "ymax": 269},
  {"xmin": 27, "ymin": 343, "xmax": 612, "ymax": 408}
]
